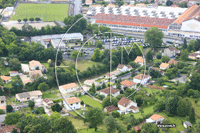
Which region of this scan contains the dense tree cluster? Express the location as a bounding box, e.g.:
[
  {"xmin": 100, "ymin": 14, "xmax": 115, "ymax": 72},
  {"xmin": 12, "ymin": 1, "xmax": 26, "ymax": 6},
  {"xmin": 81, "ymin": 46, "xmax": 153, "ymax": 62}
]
[{"xmin": 0, "ymin": 0, "xmax": 15, "ymax": 8}]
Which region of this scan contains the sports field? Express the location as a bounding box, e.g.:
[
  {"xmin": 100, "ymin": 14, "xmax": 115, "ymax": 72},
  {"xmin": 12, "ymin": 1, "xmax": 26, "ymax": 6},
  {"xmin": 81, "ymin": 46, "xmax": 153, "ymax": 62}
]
[{"xmin": 11, "ymin": 4, "xmax": 69, "ymax": 21}]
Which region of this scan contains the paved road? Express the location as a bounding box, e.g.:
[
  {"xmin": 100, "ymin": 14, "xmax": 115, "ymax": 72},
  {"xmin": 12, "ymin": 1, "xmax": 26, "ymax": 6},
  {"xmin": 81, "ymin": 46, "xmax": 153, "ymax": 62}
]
[{"xmin": 73, "ymin": 0, "xmax": 82, "ymax": 15}]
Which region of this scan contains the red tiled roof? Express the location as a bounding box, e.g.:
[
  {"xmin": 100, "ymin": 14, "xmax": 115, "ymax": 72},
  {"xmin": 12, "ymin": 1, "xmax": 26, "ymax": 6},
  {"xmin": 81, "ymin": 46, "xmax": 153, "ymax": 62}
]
[
  {"xmin": 0, "ymin": 125, "xmax": 20, "ymax": 133},
  {"xmin": 130, "ymin": 105, "xmax": 139, "ymax": 110},
  {"xmin": 150, "ymin": 114, "xmax": 164, "ymax": 121},
  {"xmin": 118, "ymin": 97, "xmax": 131, "ymax": 107},
  {"xmin": 1, "ymin": 76, "xmax": 11, "ymax": 81},
  {"xmin": 120, "ymin": 80, "xmax": 136, "ymax": 87},
  {"xmin": 133, "ymin": 74, "xmax": 150, "ymax": 80},
  {"xmin": 168, "ymin": 59, "xmax": 178, "ymax": 65},
  {"xmin": 99, "ymin": 87, "xmax": 120, "ymax": 94},
  {"xmin": 92, "ymin": 13, "xmax": 175, "ymax": 29},
  {"xmin": 65, "ymin": 97, "xmax": 81, "ymax": 104}
]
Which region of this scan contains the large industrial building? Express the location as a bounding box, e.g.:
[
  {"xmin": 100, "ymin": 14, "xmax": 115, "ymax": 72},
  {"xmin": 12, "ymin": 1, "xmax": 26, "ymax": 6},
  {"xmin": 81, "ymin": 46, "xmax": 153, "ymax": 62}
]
[{"xmin": 88, "ymin": 4, "xmax": 200, "ymax": 39}]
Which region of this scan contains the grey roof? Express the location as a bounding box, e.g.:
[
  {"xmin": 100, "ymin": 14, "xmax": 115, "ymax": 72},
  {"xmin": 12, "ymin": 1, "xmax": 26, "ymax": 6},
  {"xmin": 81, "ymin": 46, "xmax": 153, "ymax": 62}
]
[
  {"xmin": 184, "ymin": 121, "xmax": 192, "ymax": 126},
  {"xmin": 55, "ymin": 21, "xmax": 66, "ymax": 27},
  {"xmin": 0, "ymin": 96, "xmax": 6, "ymax": 101},
  {"xmin": 16, "ymin": 92, "xmax": 30, "ymax": 99},
  {"xmin": 51, "ymin": 39, "xmax": 66, "ymax": 49}
]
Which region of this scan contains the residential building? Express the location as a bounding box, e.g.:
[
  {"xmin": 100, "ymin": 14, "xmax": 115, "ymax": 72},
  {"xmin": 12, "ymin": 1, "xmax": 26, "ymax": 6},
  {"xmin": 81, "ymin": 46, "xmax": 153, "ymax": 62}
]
[
  {"xmin": 117, "ymin": 97, "xmax": 139, "ymax": 114},
  {"xmin": 103, "ymin": 105, "xmax": 118, "ymax": 114},
  {"xmin": 9, "ymin": 71, "xmax": 22, "ymax": 77},
  {"xmin": 0, "ymin": 125, "xmax": 20, "ymax": 133},
  {"xmin": 133, "ymin": 126, "xmax": 141, "ymax": 133},
  {"xmin": 1, "ymin": 76, "xmax": 11, "ymax": 84},
  {"xmin": 64, "ymin": 97, "xmax": 81, "ymax": 111},
  {"xmin": 117, "ymin": 64, "xmax": 132, "ymax": 72},
  {"xmin": 120, "ymin": 80, "xmax": 137, "ymax": 90},
  {"xmin": 146, "ymin": 114, "xmax": 165, "ymax": 124},
  {"xmin": 188, "ymin": 51, "xmax": 200, "ymax": 59},
  {"xmin": 85, "ymin": 0, "xmax": 92, "ymax": 5},
  {"xmin": 29, "ymin": 70, "xmax": 43, "ymax": 78},
  {"xmin": 15, "ymin": 90, "xmax": 42, "ymax": 102},
  {"xmin": 134, "ymin": 56, "xmax": 144, "ymax": 66},
  {"xmin": 183, "ymin": 121, "xmax": 192, "ymax": 128},
  {"xmin": 99, "ymin": 87, "xmax": 120, "ymax": 97},
  {"xmin": 160, "ymin": 63, "xmax": 170, "ymax": 70},
  {"xmin": 168, "ymin": 59, "xmax": 178, "ymax": 65},
  {"xmin": 59, "ymin": 83, "xmax": 79, "ymax": 94},
  {"xmin": 43, "ymin": 98, "xmax": 54, "ymax": 108},
  {"xmin": 20, "ymin": 75, "xmax": 32, "ymax": 85},
  {"xmin": 162, "ymin": 46, "xmax": 180, "ymax": 57},
  {"xmin": 21, "ymin": 64, "xmax": 30, "ymax": 73},
  {"xmin": 133, "ymin": 74, "xmax": 151, "ymax": 85},
  {"xmin": 152, "ymin": 67, "xmax": 165, "ymax": 76},
  {"xmin": 105, "ymin": 70, "xmax": 121, "ymax": 79},
  {"xmin": 84, "ymin": 79, "xmax": 101, "ymax": 86},
  {"xmin": 29, "ymin": 60, "xmax": 43, "ymax": 71},
  {"xmin": 0, "ymin": 114, "xmax": 6, "ymax": 126},
  {"xmin": 0, "ymin": 105, "xmax": 6, "ymax": 113}
]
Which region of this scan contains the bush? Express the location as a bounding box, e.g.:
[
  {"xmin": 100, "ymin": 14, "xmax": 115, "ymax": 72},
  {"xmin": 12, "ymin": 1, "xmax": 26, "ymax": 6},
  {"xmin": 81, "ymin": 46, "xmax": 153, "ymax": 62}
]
[
  {"xmin": 53, "ymin": 99, "xmax": 63, "ymax": 103},
  {"xmin": 111, "ymin": 110, "xmax": 120, "ymax": 118},
  {"xmin": 34, "ymin": 107, "xmax": 45, "ymax": 114},
  {"xmin": 127, "ymin": 124, "xmax": 132, "ymax": 130},
  {"xmin": 0, "ymin": 109, "xmax": 4, "ymax": 114},
  {"xmin": 81, "ymin": 101, "xmax": 84, "ymax": 105}
]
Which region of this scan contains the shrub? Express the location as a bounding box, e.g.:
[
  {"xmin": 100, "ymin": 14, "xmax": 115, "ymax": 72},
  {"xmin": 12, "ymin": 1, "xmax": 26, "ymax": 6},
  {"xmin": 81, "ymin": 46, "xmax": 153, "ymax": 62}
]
[
  {"xmin": 0, "ymin": 109, "xmax": 4, "ymax": 114},
  {"xmin": 127, "ymin": 124, "xmax": 132, "ymax": 130}
]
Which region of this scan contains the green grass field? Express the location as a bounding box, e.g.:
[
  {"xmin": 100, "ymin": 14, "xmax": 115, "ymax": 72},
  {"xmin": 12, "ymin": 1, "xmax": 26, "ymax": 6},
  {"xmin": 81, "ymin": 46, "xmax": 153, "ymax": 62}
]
[
  {"xmin": 62, "ymin": 59, "xmax": 103, "ymax": 72},
  {"xmin": 11, "ymin": 4, "xmax": 69, "ymax": 21},
  {"xmin": 78, "ymin": 95, "xmax": 103, "ymax": 109}
]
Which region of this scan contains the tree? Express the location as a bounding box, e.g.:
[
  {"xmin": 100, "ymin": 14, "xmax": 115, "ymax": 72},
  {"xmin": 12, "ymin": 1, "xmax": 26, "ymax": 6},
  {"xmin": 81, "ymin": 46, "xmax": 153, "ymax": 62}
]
[
  {"xmin": 162, "ymin": 56, "xmax": 170, "ymax": 63},
  {"xmin": 11, "ymin": 128, "xmax": 18, "ymax": 133},
  {"xmin": 177, "ymin": 98, "xmax": 191, "ymax": 117},
  {"xmin": 52, "ymin": 116, "xmax": 77, "ymax": 133},
  {"xmin": 28, "ymin": 100, "xmax": 35, "ymax": 109},
  {"xmin": 154, "ymin": 99, "xmax": 165, "ymax": 112},
  {"xmin": 102, "ymin": 96, "xmax": 118, "ymax": 108},
  {"xmin": 18, "ymin": 19, "xmax": 21, "ymax": 23},
  {"xmin": 144, "ymin": 27, "xmax": 164, "ymax": 50},
  {"xmin": 85, "ymin": 107, "xmax": 105, "ymax": 131},
  {"xmin": 166, "ymin": 0, "xmax": 173, "ymax": 6},
  {"xmin": 104, "ymin": 116, "xmax": 118, "ymax": 133},
  {"xmin": 50, "ymin": 111, "xmax": 61, "ymax": 120},
  {"xmin": 183, "ymin": 38, "xmax": 187, "ymax": 49},
  {"xmin": 142, "ymin": 123, "xmax": 160, "ymax": 133},
  {"xmin": 156, "ymin": 53, "xmax": 162, "ymax": 59},
  {"xmin": 51, "ymin": 103, "xmax": 62, "ymax": 112},
  {"xmin": 29, "ymin": 18, "xmax": 34, "ymax": 22},
  {"xmin": 71, "ymin": 50, "xmax": 79, "ymax": 60},
  {"xmin": 166, "ymin": 96, "xmax": 179, "ymax": 115},
  {"xmin": 150, "ymin": 69, "xmax": 162, "ymax": 78},
  {"xmin": 111, "ymin": 110, "xmax": 120, "ymax": 118},
  {"xmin": 23, "ymin": 18, "xmax": 28, "ymax": 23},
  {"xmin": 89, "ymin": 83, "xmax": 96, "ymax": 94},
  {"xmin": 35, "ymin": 17, "xmax": 41, "ymax": 22},
  {"xmin": 190, "ymin": 73, "xmax": 200, "ymax": 91},
  {"xmin": 146, "ymin": 50, "xmax": 153, "ymax": 63},
  {"xmin": 135, "ymin": 95, "xmax": 143, "ymax": 107},
  {"xmin": 91, "ymin": 48, "xmax": 102, "ymax": 62},
  {"xmin": 34, "ymin": 107, "xmax": 45, "ymax": 114},
  {"xmin": 8, "ymin": 58, "xmax": 21, "ymax": 71},
  {"xmin": 189, "ymin": 107, "xmax": 196, "ymax": 123},
  {"xmin": 0, "ymin": 109, "xmax": 4, "ymax": 114},
  {"xmin": 4, "ymin": 112, "xmax": 21, "ymax": 125},
  {"xmin": 196, "ymin": 120, "xmax": 200, "ymax": 133},
  {"xmin": 188, "ymin": 40, "xmax": 195, "ymax": 52},
  {"xmin": 156, "ymin": 78, "xmax": 165, "ymax": 86},
  {"xmin": 102, "ymin": 82, "xmax": 106, "ymax": 89},
  {"xmin": 37, "ymin": 82, "xmax": 49, "ymax": 92},
  {"xmin": 6, "ymin": 105, "xmax": 13, "ymax": 113},
  {"xmin": 95, "ymin": 40, "xmax": 103, "ymax": 49}
]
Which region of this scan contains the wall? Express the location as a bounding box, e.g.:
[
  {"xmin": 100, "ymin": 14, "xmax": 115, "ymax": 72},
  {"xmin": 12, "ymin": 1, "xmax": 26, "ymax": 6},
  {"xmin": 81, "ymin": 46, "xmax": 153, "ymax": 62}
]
[{"xmin": 181, "ymin": 19, "xmax": 200, "ymax": 33}]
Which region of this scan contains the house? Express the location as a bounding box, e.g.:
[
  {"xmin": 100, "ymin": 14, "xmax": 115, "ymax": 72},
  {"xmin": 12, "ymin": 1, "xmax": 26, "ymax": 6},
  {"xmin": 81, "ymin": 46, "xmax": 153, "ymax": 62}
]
[
  {"xmin": 84, "ymin": 79, "xmax": 100, "ymax": 86},
  {"xmin": 0, "ymin": 105, "xmax": 6, "ymax": 113},
  {"xmin": 120, "ymin": 80, "xmax": 137, "ymax": 91},
  {"xmin": 0, "ymin": 114, "xmax": 6, "ymax": 126},
  {"xmin": 188, "ymin": 51, "xmax": 200, "ymax": 60},
  {"xmin": 0, "ymin": 96, "xmax": 6, "ymax": 106},
  {"xmin": 15, "ymin": 90, "xmax": 42, "ymax": 102},
  {"xmin": 0, "ymin": 125, "xmax": 20, "ymax": 133},
  {"xmin": 64, "ymin": 97, "xmax": 81, "ymax": 111},
  {"xmin": 29, "ymin": 60, "xmax": 43, "ymax": 71},
  {"xmin": 117, "ymin": 64, "xmax": 132, "ymax": 72},
  {"xmin": 160, "ymin": 63, "xmax": 170, "ymax": 70},
  {"xmin": 59, "ymin": 83, "xmax": 79, "ymax": 94},
  {"xmin": 20, "ymin": 75, "xmax": 32, "ymax": 85},
  {"xmin": 168, "ymin": 59, "xmax": 178, "ymax": 66},
  {"xmin": 85, "ymin": 0, "xmax": 92, "ymax": 5},
  {"xmin": 43, "ymin": 98, "xmax": 54, "ymax": 108},
  {"xmin": 29, "ymin": 70, "xmax": 43, "ymax": 78},
  {"xmin": 21, "ymin": 64, "xmax": 30, "ymax": 73},
  {"xmin": 134, "ymin": 56, "xmax": 144, "ymax": 66},
  {"xmin": 133, "ymin": 74, "xmax": 151, "ymax": 85},
  {"xmin": 146, "ymin": 114, "xmax": 165, "ymax": 124},
  {"xmin": 105, "ymin": 70, "xmax": 121, "ymax": 79},
  {"xmin": 103, "ymin": 105, "xmax": 118, "ymax": 114},
  {"xmin": 9, "ymin": 71, "xmax": 22, "ymax": 77},
  {"xmin": 1, "ymin": 76, "xmax": 11, "ymax": 84},
  {"xmin": 162, "ymin": 46, "xmax": 180, "ymax": 57},
  {"xmin": 118, "ymin": 97, "xmax": 139, "ymax": 114},
  {"xmin": 99, "ymin": 87, "xmax": 120, "ymax": 97},
  {"xmin": 152, "ymin": 67, "xmax": 165, "ymax": 76},
  {"xmin": 133, "ymin": 126, "xmax": 141, "ymax": 133},
  {"xmin": 3, "ymin": 61, "xmax": 8, "ymax": 67},
  {"xmin": 183, "ymin": 121, "xmax": 192, "ymax": 128}
]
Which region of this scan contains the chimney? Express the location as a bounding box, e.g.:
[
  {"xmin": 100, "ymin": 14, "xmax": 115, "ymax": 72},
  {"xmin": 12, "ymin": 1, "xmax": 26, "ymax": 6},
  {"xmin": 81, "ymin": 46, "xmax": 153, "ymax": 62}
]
[{"xmin": 124, "ymin": 104, "xmax": 126, "ymax": 106}]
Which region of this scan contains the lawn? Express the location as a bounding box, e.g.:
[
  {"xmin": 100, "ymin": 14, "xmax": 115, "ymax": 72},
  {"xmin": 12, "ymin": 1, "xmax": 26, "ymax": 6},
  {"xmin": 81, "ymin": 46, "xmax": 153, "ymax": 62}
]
[
  {"xmin": 42, "ymin": 90, "xmax": 61, "ymax": 99},
  {"xmin": 6, "ymin": 97, "xmax": 13, "ymax": 105},
  {"xmin": 78, "ymin": 95, "xmax": 103, "ymax": 109},
  {"xmin": 127, "ymin": 105, "xmax": 154, "ymax": 119},
  {"xmin": 66, "ymin": 116, "xmax": 88, "ymax": 130},
  {"xmin": 0, "ymin": 67, "xmax": 10, "ymax": 75},
  {"xmin": 11, "ymin": 4, "xmax": 69, "ymax": 21},
  {"xmin": 188, "ymin": 98, "xmax": 200, "ymax": 116},
  {"xmin": 62, "ymin": 59, "xmax": 103, "ymax": 72},
  {"xmin": 41, "ymin": 63, "xmax": 49, "ymax": 69}
]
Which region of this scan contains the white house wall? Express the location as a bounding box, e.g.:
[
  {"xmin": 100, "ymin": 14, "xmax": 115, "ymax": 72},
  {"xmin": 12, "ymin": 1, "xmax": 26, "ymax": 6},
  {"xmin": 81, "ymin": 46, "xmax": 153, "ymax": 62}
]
[{"xmin": 181, "ymin": 19, "xmax": 200, "ymax": 33}]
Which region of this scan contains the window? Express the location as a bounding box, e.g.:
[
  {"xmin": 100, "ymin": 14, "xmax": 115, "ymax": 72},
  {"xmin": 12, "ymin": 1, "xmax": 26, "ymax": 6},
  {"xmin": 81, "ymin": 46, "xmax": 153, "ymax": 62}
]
[
  {"xmin": 1, "ymin": 101, "xmax": 4, "ymax": 104},
  {"xmin": 71, "ymin": 104, "xmax": 73, "ymax": 106}
]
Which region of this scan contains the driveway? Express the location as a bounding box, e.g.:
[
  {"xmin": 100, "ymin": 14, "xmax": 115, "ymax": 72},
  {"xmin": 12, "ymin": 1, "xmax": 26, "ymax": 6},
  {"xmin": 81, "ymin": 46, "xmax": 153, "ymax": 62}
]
[{"xmin": 170, "ymin": 75, "xmax": 187, "ymax": 83}]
